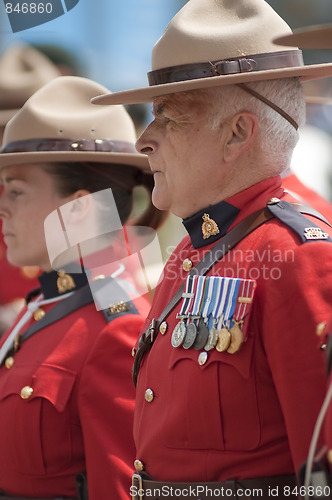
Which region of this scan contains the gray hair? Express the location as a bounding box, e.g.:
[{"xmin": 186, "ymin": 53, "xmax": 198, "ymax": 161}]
[{"xmin": 205, "ymin": 78, "xmax": 306, "ymax": 169}]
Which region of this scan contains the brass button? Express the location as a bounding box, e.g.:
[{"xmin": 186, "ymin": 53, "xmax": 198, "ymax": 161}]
[
  {"xmin": 33, "ymin": 308, "xmax": 45, "ymax": 321},
  {"xmin": 159, "ymin": 321, "xmax": 168, "ymax": 335},
  {"xmin": 145, "ymin": 388, "xmax": 154, "ymax": 403},
  {"xmin": 92, "ymin": 274, "xmax": 106, "ymax": 281},
  {"xmin": 266, "ymin": 197, "xmax": 280, "ymax": 205},
  {"xmin": 134, "ymin": 459, "xmax": 144, "ymax": 471},
  {"xmin": 182, "ymin": 258, "xmax": 193, "ymax": 272},
  {"xmin": 316, "ymin": 321, "xmax": 327, "ymax": 336},
  {"xmin": 328, "ymin": 449, "xmax": 332, "ymax": 464},
  {"xmin": 5, "ymin": 356, "xmax": 14, "ymax": 369},
  {"xmin": 20, "ymin": 386, "xmax": 34, "ymax": 400},
  {"xmin": 198, "ymin": 352, "xmax": 208, "ymax": 365}
]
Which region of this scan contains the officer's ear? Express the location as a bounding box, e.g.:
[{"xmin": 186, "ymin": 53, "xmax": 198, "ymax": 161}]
[
  {"xmin": 67, "ymin": 190, "xmax": 91, "ymax": 223},
  {"xmin": 223, "ymin": 111, "xmax": 259, "ymax": 163}
]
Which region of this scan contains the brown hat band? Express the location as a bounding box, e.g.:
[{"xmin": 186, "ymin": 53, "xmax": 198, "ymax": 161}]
[
  {"xmin": 148, "ymin": 50, "xmax": 303, "ymax": 85},
  {"xmin": 0, "ymin": 138, "xmax": 137, "ymax": 155}
]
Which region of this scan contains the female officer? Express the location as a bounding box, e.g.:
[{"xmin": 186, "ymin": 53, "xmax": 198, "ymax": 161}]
[{"xmin": 0, "ymin": 76, "xmax": 164, "ymax": 500}]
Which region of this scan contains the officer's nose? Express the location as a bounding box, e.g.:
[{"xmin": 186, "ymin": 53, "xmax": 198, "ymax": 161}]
[{"xmin": 136, "ymin": 124, "xmax": 157, "ymax": 155}]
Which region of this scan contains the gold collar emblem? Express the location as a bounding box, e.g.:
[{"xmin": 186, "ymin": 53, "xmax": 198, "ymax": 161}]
[
  {"xmin": 202, "ymin": 213, "xmax": 220, "ymax": 240},
  {"xmin": 57, "ymin": 270, "xmax": 76, "ymax": 294}
]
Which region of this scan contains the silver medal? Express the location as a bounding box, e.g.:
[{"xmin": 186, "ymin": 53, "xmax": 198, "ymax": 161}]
[
  {"xmin": 182, "ymin": 322, "xmax": 197, "ymax": 349},
  {"xmin": 171, "ymin": 320, "xmax": 187, "ymax": 348},
  {"xmin": 204, "ymin": 327, "xmax": 219, "ymax": 351}
]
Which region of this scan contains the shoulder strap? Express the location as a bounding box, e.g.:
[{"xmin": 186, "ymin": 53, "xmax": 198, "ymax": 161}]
[
  {"xmin": 132, "ymin": 202, "xmax": 331, "ymax": 385},
  {"xmin": 267, "ymin": 200, "xmax": 332, "ymax": 241},
  {"xmin": 291, "ymin": 202, "xmax": 332, "ymax": 227},
  {"xmin": 1, "ymin": 275, "xmax": 137, "ymax": 365}
]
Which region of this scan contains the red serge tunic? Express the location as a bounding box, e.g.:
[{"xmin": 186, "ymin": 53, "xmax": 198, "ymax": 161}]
[
  {"xmin": 0, "ymin": 262, "xmax": 150, "ymax": 499},
  {"xmin": 133, "ymin": 176, "xmax": 332, "ymax": 482}
]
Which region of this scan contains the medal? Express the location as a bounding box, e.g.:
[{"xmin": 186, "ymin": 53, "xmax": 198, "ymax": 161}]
[
  {"xmin": 214, "ymin": 278, "xmax": 240, "ymax": 353},
  {"xmin": 171, "ymin": 275, "xmax": 197, "ymax": 349},
  {"xmin": 189, "ymin": 276, "xmax": 209, "ymax": 351},
  {"xmin": 182, "ymin": 321, "xmax": 197, "ymax": 349},
  {"xmin": 204, "ymin": 326, "xmax": 218, "ymax": 351},
  {"xmin": 193, "ymin": 321, "xmax": 209, "ymax": 350},
  {"xmin": 216, "ymin": 327, "xmax": 231, "ymax": 352},
  {"xmin": 171, "ymin": 320, "xmax": 187, "ymax": 348},
  {"xmin": 227, "ymin": 321, "xmax": 244, "ymax": 354}
]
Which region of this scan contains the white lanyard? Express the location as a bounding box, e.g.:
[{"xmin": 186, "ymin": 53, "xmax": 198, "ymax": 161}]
[{"xmin": 0, "ymin": 292, "xmax": 74, "ymax": 365}]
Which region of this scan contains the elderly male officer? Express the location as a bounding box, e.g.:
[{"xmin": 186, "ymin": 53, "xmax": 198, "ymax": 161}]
[{"xmin": 93, "ymin": 0, "xmax": 332, "ymax": 497}]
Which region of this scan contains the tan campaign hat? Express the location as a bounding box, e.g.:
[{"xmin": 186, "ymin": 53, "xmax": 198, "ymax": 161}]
[
  {"xmin": 92, "ymin": 0, "xmax": 332, "ymax": 106},
  {"xmin": 0, "ymin": 76, "xmax": 149, "ymax": 171},
  {"xmin": 275, "ymin": 24, "xmax": 332, "ymax": 50},
  {"xmin": 0, "ymin": 43, "xmax": 60, "ymax": 126}
]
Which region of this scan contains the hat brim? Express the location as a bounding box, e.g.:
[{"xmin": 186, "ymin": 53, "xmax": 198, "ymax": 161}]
[
  {"xmin": 0, "ymin": 108, "xmax": 19, "ymax": 127},
  {"xmin": 0, "ymin": 150, "xmax": 150, "ymax": 171},
  {"xmin": 274, "ymin": 25, "xmax": 332, "ymax": 50},
  {"xmin": 305, "ymin": 95, "xmax": 332, "ymax": 105},
  {"xmin": 92, "ymin": 63, "xmax": 332, "ymax": 106}
]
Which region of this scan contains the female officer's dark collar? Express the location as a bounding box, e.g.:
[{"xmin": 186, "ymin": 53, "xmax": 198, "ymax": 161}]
[
  {"xmin": 182, "ymin": 199, "xmax": 239, "ymax": 249},
  {"xmin": 38, "ymin": 265, "xmax": 90, "ymax": 299}
]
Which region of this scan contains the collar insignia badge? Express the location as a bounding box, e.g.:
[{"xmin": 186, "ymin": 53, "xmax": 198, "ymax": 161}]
[
  {"xmin": 201, "ymin": 213, "xmax": 220, "ymax": 239},
  {"xmin": 57, "ymin": 270, "xmax": 76, "ymax": 294}
]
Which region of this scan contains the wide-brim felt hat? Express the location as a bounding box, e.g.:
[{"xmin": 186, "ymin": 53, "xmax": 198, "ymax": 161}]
[
  {"xmin": 0, "ymin": 43, "xmax": 60, "ymax": 126},
  {"xmin": 0, "ymin": 76, "xmax": 149, "ymax": 172},
  {"xmin": 92, "ymin": 0, "xmax": 332, "ymax": 106},
  {"xmin": 274, "ymin": 24, "xmax": 332, "ymax": 50}
]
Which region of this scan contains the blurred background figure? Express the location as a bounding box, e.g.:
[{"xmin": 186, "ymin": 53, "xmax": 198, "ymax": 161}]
[
  {"xmin": 268, "ymin": 11, "xmax": 332, "ymax": 222},
  {"xmin": 0, "ymin": 43, "xmax": 60, "ymax": 142},
  {"xmin": 274, "ymin": 21, "xmax": 332, "ymax": 490},
  {"xmin": 0, "ymin": 43, "xmax": 61, "ymax": 335},
  {"xmin": 282, "ymin": 121, "xmax": 332, "ymax": 220}
]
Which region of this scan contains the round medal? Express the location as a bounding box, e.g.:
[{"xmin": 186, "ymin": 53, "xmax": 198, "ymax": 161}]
[
  {"xmin": 216, "ymin": 328, "xmax": 231, "ymax": 352},
  {"xmin": 193, "ymin": 322, "xmax": 209, "ymax": 350},
  {"xmin": 171, "ymin": 321, "xmax": 187, "ymax": 348},
  {"xmin": 227, "ymin": 323, "xmax": 244, "ymax": 354},
  {"xmin": 182, "ymin": 322, "xmax": 197, "ymax": 349},
  {"xmin": 204, "ymin": 327, "xmax": 219, "ymax": 351}
]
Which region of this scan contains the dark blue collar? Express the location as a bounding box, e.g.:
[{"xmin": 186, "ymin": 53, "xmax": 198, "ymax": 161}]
[
  {"xmin": 182, "ymin": 200, "xmax": 239, "ymax": 249},
  {"xmin": 38, "ymin": 265, "xmax": 89, "ymax": 299}
]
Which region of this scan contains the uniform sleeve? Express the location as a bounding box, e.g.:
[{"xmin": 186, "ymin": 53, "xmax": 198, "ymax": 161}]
[
  {"xmin": 259, "ymin": 236, "xmax": 332, "ymax": 470},
  {"xmin": 77, "ymin": 313, "xmax": 141, "ymax": 500}
]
